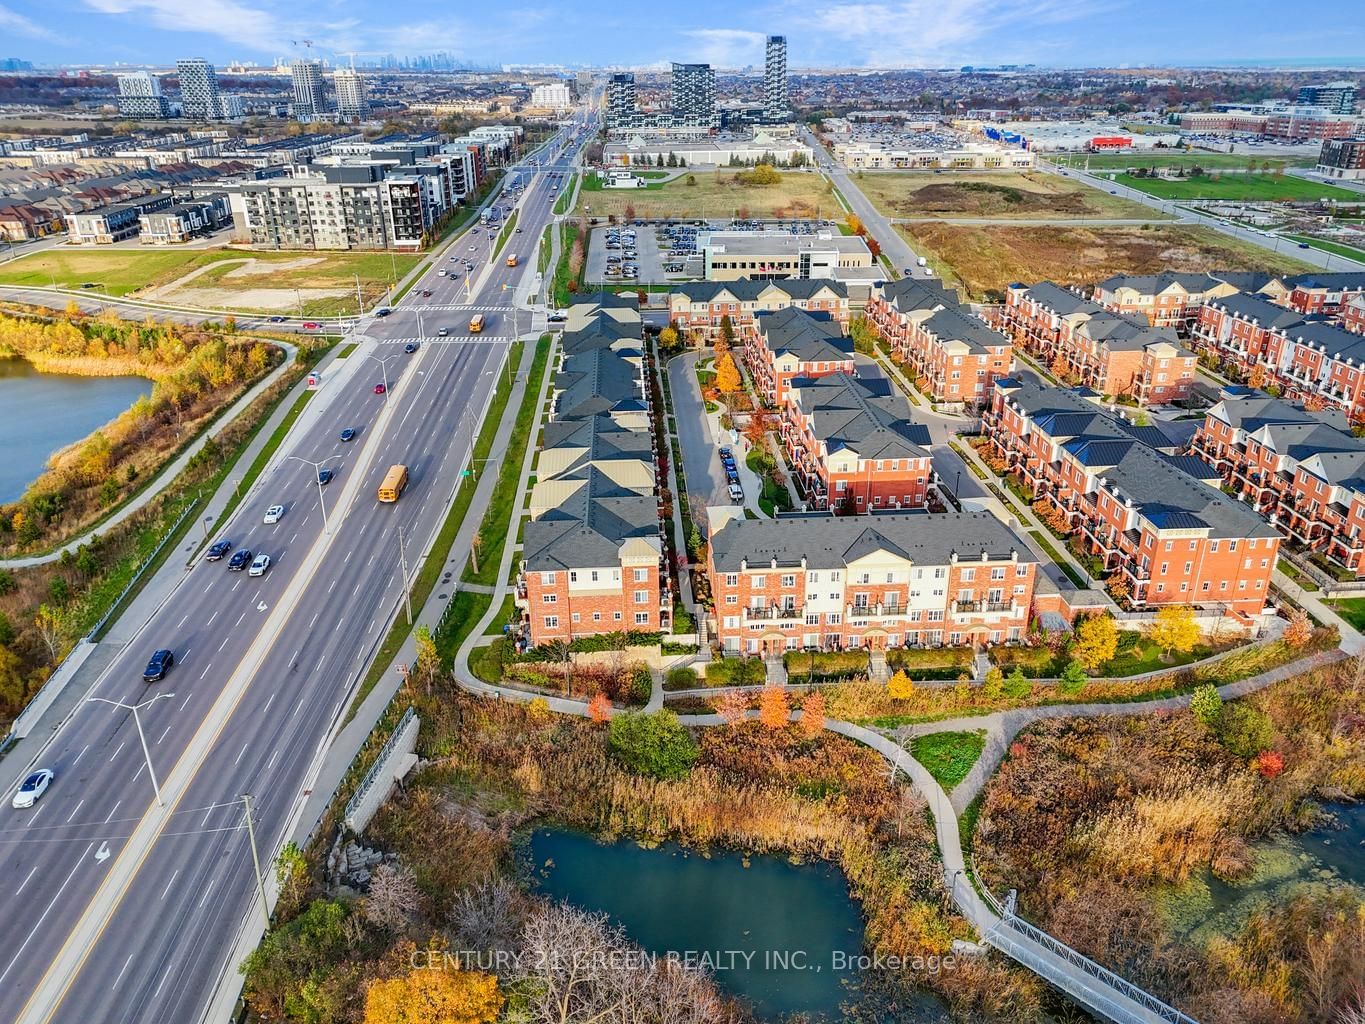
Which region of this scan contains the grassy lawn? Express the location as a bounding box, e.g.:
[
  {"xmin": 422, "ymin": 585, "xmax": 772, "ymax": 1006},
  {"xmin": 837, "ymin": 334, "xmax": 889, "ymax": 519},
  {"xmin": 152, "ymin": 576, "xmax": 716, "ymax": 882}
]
[
  {"xmin": 1112, "ymin": 172, "xmax": 1362, "ymax": 203},
  {"xmin": 910, "ymin": 730, "xmax": 986, "ymax": 791},
  {"xmin": 493, "ymin": 210, "xmax": 520, "ymax": 260},
  {"xmin": 0, "ymin": 247, "xmax": 422, "ymax": 315},
  {"xmin": 463, "ymin": 336, "xmax": 553, "ymax": 586},
  {"xmin": 1277, "ymin": 558, "xmax": 1320, "ymax": 592},
  {"xmin": 1285, "ymin": 234, "xmax": 1365, "ymax": 264},
  {"xmin": 1061, "ymin": 152, "xmax": 1317, "ymax": 172},
  {"xmin": 552, "ymin": 174, "xmax": 577, "ymax": 215},
  {"xmin": 1099, "ymin": 633, "xmax": 1213, "ymax": 677},
  {"xmin": 1326, "ymin": 597, "xmax": 1365, "ymax": 631},
  {"xmin": 578, "ymin": 169, "xmax": 836, "ymax": 221},
  {"xmin": 1027, "ymin": 530, "xmax": 1089, "ymax": 588},
  {"xmin": 855, "ymin": 170, "xmax": 1158, "ymax": 220},
  {"xmin": 550, "ymin": 222, "xmax": 584, "ymax": 308},
  {"xmin": 899, "ymin": 222, "xmax": 1319, "ymax": 302}
]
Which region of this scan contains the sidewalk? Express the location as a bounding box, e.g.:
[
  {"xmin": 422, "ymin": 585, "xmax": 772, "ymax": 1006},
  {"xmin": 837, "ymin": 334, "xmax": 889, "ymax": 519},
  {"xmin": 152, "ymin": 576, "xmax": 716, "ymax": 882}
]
[{"xmin": 0, "ymin": 339, "xmax": 299, "ymax": 569}]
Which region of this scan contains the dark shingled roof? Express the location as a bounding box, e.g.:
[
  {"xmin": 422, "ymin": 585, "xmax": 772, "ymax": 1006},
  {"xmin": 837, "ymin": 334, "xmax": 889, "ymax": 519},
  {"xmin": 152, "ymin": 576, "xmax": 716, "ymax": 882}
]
[
  {"xmin": 789, "ymin": 372, "xmax": 931, "ymax": 461},
  {"xmin": 673, "ymin": 278, "xmax": 848, "ymax": 303}
]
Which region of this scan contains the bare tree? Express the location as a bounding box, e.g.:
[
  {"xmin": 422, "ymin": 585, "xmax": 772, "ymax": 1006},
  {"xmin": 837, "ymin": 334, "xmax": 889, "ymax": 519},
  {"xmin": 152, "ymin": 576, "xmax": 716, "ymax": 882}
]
[
  {"xmin": 448, "ymin": 876, "xmax": 527, "ymax": 954},
  {"xmin": 361, "ymin": 862, "xmax": 424, "ymax": 932}
]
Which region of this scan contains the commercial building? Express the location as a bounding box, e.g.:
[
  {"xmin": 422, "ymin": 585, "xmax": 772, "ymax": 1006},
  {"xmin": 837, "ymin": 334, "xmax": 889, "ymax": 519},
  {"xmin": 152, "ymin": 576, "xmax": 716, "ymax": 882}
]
[
  {"xmin": 1179, "ymin": 105, "xmax": 1360, "ymax": 142},
  {"xmin": 1317, "ymin": 137, "xmax": 1365, "ymax": 181},
  {"xmin": 699, "ymin": 229, "xmax": 873, "ymax": 284},
  {"xmin": 116, "ymin": 73, "xmax": 170, "ymax": 119},
  {"xmin": 985, "ymin": 377, "xmax": 1280, "ymax": 614},
  {"xmin": 176, "ymin": 59, "xmax": 223, "ymax": 120},
  {"xmin": 602, "ymin": 128, "xmax": 813, "ymax": 168},
  {"xmin": 516, "ymin": 296, "xmax": 672, "ymax": 644},
  {"xmin": 334, "ymin": 68, "xmax": 370, "ymax": 120},
  {"xmin": 668, "ymin": 278, "xmax": 849, "ymax": 341},
  {"xmin": 764, "ymin": 36, "xmax": 788, "ymax": 121},
  {"xmin": 1190, "ymin": 391, "xmax": 1365, "ymax": 577},
  {"xmin": 974, "ymin": 120, "xmax": 1180, "ymax": 151},
  {"xmin": 138, "ymin": 195, "xmax": 228, "ymax": 244},
  {"xmin": 781, "ymin": 373, "xmax": 933, "ymax": 513},
  {"xmin": 744, "ymin": 305, "xmax": 855, "ymax": 406},
  {"xmin": 831, "ymin": 139, "xmax": 1036, "ymax": 170},
  {"xmin": 867, "ymin": 278, "xmax": 1012, "ymax": 408},
  {"xmin": 67, "ymin": 193, "xmax": 173, "ymax": 244},
  {"xmin": 291, "ymin": 60, "xmax": 329, "ymax": 120},
  {"xmin": 1297, "ymin": 82, "xmax": 1358, "ymax": 116},
  {"xmin": 706, "ymin": 511, "xmax": 1039, "ymax": 655},
  {"xmin": 1000, "ymin": 282, "xmax": 1198, "ymax": 404},
  {"xmin": 671, "ymin": 62, "xmax": 717, "ymax": 130}
]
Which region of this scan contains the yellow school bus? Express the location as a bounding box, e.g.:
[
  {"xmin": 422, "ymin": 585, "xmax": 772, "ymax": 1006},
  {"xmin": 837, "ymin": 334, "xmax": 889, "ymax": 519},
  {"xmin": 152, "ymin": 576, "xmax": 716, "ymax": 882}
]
[
  {"xmin": 377, "ymin": 464, "xmax": 409, "ymax": 503},
  {"xmin": 468, "ymin": 313, "xmax": 485, "ymax": 333},
  {"xmin": 506, "ymin": 254, "xmax": 518, "ymax": 267}
]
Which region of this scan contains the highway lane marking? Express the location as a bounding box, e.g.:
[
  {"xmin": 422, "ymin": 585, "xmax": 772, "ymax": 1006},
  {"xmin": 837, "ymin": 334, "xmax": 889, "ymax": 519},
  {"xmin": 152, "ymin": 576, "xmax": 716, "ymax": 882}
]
[
  {"xmin": 261, "ymin": 693, "xmax": 276, "ymax": 716},
  {"xmin": 309, "ymin": 612, "xmax": 319, "ymax": 629},
  {"xmin": 65, "ymin": 800, "xmax": 84, "ymax": 823},
  {"xmin": 112, "ymin": 953, "xmax": 134, "ymax": 990},
  {"xmin": 266, "ymin": 750, "xmax": 280, "ymax": 773},
  {"xmin": 177, "ymin": 614, "xmax": 189, "ymax": 629},
  {"xmin": 156, "ymin": 724, "xmax": 171, "ymax": 745},
  {"xmin": 0, "ymin": 842, "xmax": 94, "ymax": 987},
  {"xmin": 368, "ymin": 553, "xmax": 376, "ymax": 566},
  {"xmin": 199, "ymin": 663, "xmax": 211, "ymax": 680},
  {"xmin": 180, "ymin": 692, "xmax": 193, "ymax": 710},
  {"xmin": 132, "ymin": 762, "xmax": 144, "ymax": 783},
  {"xmin": 293, "ymin": 696, "xmax": 305, "ymax": 718},
  {"xmin": 160, "ymin": 869, "xmax": 178, "ymax": 900},
  {"xmin": 201, "ymin": 806, "xmax": 214, "ymax": 826},
  {"xmin": 202, "ymin": 584, "xmax": 212, "ymax": 595},
  {"xmin": 290, "ymin": 531, "xmax": 299, "ymax": 545},
  {"xmin": 235, "ymin": 611, "xmax": 246, "ymax": 628},
  {"xmin": 328, "ymin": 578, "xmax": 337, "ymax": 594},
  {"xmin": 234, "ymin": 742, "xmax": 249, "ymax": 766},
  {"xmin": 15, "ymin": 866, "xmax": 38, "ymax": 896},
  {"xmin": 232, "ymin": 579, "xmax": 242, "ymax": 592},
  {"xmin": 27, "ymin": 805, "xmax": 44, "ymax": 826},
  {"xmin": 206, "ymin": 610, "xmax": 219, "ymax": 627},
  {"xmin": 180, "ymin": 647, "xmax": 190, "ymax": 664},
  {"xmin": 344, "ymin": 549, "xmax": 352, "ymax": 564},
  {"xmin": 334, "ymin": 619, "xmax": 343, "ymax": 633},
  {"xmin": 103, "ymin": 801, "xmax": 120, "ymax": 824},
  {"xmin": 109, "ymin": 741, "xmax": 126, "ymax": 763},
  {"xmin": 352, "ymin": 582, "xmax": 362, "ymax": 599},
  {"xmin": 197, "ymin": 877, "xmax": 216, "ymax": 909},
  {"xmin": 72, "ymin": 744, "xmax": 88, "ymax": 766},
  {"xmin": 218, "ymin": 636, "xmax": 230, "ymax": 652}
]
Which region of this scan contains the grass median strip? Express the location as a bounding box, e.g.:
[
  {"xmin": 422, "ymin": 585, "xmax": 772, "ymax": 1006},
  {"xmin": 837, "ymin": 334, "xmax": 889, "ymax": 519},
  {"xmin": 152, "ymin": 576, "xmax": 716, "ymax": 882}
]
[{"xmin": 1027, "ymin": 529, "xmax": 1089, "ymax": 588}]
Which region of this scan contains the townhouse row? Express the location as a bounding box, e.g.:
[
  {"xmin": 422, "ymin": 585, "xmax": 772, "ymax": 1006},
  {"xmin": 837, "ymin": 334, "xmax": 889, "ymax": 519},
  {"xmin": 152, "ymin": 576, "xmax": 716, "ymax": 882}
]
[
  {"xmin": 706, "ymin": 509, "xmax": 1039, "ymax": 655},
  {"xmin": 865, "ymin": 278, "xmax": 1013, "ymax": 408},
  {"xmin": 515, "ymin": 295, "xmax": 673, "ymax": 646},
  {"xmin": 984, "ymin": 377, "xmax": 1280, "ymax": 614},
  {"xmin": 1190, "ymin": 390, "xmax": 1365, "ymax": 577},
  {"xmin": 999, "ymin": 282, "xmax": 1199, "ymax": 405}
]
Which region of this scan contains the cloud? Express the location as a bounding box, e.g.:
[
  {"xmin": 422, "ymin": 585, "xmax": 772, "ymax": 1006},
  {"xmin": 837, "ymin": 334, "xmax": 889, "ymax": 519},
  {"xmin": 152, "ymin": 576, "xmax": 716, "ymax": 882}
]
[
  {"xmin": 0, "ymin": 3, "xmax": 62, "ymax": 41},
  {"xmin": 81, "ymin": 0, "xmax": 288, "ymax": 52},
  {"xmin": 680, "ymin": 28, "xmax": 769, "ymax": 68}
]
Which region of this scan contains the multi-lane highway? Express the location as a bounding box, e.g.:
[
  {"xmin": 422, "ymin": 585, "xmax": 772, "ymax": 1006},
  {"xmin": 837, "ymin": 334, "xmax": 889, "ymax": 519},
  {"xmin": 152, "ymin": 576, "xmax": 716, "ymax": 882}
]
[{"xmin": 0, "ymin": 116, "xmax": 591, "ymax": 1024}]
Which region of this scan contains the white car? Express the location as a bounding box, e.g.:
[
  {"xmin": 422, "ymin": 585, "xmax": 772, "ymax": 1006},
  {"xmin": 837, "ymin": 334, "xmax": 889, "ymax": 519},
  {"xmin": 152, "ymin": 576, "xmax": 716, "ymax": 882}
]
[
  {"xmin": 248, "ymin": 553, "xmax": 272, "ymax": 577},
  {"xmin": 263, "ymin": 505, "xmax": 284, "ymax": 525},
  {"xmin": 12, "ymin": 769, "xmax": 53, "ymax": 809}
]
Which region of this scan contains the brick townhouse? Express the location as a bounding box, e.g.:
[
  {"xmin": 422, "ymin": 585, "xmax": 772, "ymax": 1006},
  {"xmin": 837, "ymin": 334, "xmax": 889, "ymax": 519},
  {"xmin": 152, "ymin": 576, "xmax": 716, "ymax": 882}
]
[
  {"xmin": 516, "ymin": 297, "xmax": 672, "ymax": 644},
  {"xmin": 1280, "ymin": 272, "xmax": 1365, "ymax": 316},
  {"xmin": 745, "ymin": 305, "xmax": 855, "ymax": 406},
  {"xmin": 668, "ymin": 279, "xmax": 849, "ymax": 342},
  {"xmin": 781, "ymin": 372, "xmax": 934, "ymax": 513},
  {"xmin": 1091, "ymin": 271, "xmax": 1246, "ymax": 331},
  {"xmin": 1193, "ymin": 294, "xmax": 1365, "ymax": 421},
  {"xmin": 1344, "ymin": 293, "xmax": 1365, "ymax": 335},
  {"xmin": 985, "ymin": 377, "xmax": 1280, "ymax": 613},
  {"xmin": 706, "ymin": 510, "xmax": 1038, "ymax": 655},
  {"xmin": 1000, "ymin": 282, "xmax": 1197, "ymax": 404},
  {"xmin": 1189, "ymin": 390, "xmax": 1365, "ymax": 577},
  {"xmin": 865, "ymin": 278, "xmax": 1011, "ymax": 407}
]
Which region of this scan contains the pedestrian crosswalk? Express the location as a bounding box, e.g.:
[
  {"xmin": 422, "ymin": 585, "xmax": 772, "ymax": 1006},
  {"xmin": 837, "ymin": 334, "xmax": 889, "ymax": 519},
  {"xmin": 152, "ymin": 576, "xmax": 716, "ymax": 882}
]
[
  {"xmin": 377, "ymin": 303, "xmax": 512, "ymax": 314},
  {"xmin": 374, "ymin": 335, "xmax": 512, "ymax": 346}
]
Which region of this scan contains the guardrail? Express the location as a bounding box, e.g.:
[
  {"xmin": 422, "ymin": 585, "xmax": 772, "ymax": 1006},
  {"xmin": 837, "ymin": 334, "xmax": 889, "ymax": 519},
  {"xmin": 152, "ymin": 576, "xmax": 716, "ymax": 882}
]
[{"xmin": 969, "ymin": 853, "xmax": 1199, "ymax": 1024}]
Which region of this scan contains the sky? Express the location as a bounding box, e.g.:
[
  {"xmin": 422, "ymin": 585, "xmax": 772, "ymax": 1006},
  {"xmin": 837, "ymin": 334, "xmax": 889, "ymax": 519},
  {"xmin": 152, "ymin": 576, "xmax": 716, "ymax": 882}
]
[{"xmin": 1, "ymin": 0, "xmax": 1363, "ymax": 70}]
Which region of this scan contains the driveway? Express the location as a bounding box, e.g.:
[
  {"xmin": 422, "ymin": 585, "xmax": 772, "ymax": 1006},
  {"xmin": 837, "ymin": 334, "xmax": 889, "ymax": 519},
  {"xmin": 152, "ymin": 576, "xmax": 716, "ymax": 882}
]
[{"xmin": 668, "ymin": 351, "xmax": 730, "ymax": 509}]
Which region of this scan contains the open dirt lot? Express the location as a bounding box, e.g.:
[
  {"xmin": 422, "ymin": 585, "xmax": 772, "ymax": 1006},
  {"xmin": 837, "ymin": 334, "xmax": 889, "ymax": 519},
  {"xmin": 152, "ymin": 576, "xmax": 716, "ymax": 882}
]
[
  {"xmin": 856, "ymin": 171, "xmax": 1160, "ymax": 220},
  {"xmin": 577, "ymin": 170, "xmax": 837, "ymax": 222},
  {"xmin": 899, "ymin": 222, "xmax": 1318, "ymax": 301}
]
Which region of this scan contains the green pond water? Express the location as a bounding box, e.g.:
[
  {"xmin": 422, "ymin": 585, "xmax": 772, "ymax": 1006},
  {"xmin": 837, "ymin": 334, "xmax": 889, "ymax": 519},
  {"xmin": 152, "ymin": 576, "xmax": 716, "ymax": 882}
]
[{"xmin": 527, "ymin": 828, "xmax": 955, "ymax": 1022}]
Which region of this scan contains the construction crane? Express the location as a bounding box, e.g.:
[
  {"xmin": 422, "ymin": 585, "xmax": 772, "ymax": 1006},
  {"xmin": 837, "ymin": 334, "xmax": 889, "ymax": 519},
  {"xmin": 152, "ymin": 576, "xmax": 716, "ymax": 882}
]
[{"xmin": 289, "ymin": 39, "xmax": 315, "ymax": 53}]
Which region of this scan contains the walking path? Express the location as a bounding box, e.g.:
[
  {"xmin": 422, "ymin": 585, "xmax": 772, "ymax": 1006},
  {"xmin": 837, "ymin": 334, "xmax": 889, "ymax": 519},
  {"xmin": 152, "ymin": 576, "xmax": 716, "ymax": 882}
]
[{"xmin": 0, "ymin": 338, "xmax": 299, "ymax": 569}]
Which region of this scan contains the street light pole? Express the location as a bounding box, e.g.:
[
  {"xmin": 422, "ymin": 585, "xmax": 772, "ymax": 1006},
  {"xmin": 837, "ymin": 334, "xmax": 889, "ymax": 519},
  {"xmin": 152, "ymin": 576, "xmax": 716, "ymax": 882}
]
[
  {"xmin": 241, "ymin": 793, "xmax": 270, "ymax": 922},
  {"xmin": 88, "ymin": 694, "xmax": 175, "ymax": 807},
  {"xmin": 397, "ymin": 525, "xmax": 413, "ymax": 625},
  {"xmin": 286, "ymin": 455, "xmax": 332, "ymax": 535}
]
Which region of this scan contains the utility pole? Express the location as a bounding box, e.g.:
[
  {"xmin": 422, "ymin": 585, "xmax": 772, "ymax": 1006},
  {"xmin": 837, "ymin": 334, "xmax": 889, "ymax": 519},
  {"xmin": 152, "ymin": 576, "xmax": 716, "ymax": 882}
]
[
  {"xmin": 397, "ymin": 525, "xmax": 413, "ymax": 625},
  {"xmin": 354, "ymin": 273, "xmax": 364, "ymax": 316},
  {"xmin": 241, "ymin": 794, "xmax": 270, "ymax": 922}
]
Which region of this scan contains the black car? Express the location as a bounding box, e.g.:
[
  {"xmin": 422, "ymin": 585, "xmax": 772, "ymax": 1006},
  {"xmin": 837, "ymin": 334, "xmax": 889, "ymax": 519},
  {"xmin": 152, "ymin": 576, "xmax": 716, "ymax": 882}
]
[
  {"xmin": 404, "ymin": 342, "xmax": 419, "ymax": 354},
  {"xmin": 374, "ymin": 308, "xmax": 391, "ymax": 317},
  {"xmin": 267, "ymin": 315, "xmax": 286, "ymax": 323},
  {"xmin": 718, "ymin": 446, "xmax": 733, "ymax": 459},
  {"xmin": 228, "ymin": 548, "xmax": 253, "ymax": 571},
  {"xmin": 205, "ymin": 540, "xmax": 233, "ymax": 561},
  {"xmin": 142, "ymin": 649, "xmax": 174, "ymax": 682},
  {"xmin": 340, "ymin": 428, "xmax": 356, "ymax": 442},
  {"xmin": 318, "ymin": 469, "xmax": 335, "ymax": 485}
]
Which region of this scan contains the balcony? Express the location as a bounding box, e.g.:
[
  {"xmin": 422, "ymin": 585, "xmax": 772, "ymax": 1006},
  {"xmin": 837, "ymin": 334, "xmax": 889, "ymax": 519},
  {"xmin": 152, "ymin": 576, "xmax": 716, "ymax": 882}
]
[
  {"xmin": 952, "ymin": 600, "xmax": 1017, "ymax": 621},
  {"xmin": 844, "ymin": 602, "xmax": 906, "ymax": 620},
  {"xmin": 743, "ymin": 604, "xmax": 803, "ymax": 623}
]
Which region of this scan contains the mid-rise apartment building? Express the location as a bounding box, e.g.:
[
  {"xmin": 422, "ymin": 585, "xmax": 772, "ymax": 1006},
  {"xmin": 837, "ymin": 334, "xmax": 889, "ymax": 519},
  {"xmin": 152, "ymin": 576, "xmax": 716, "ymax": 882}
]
[
  {"xmin": 744, "ymin": 305, "xmax": 855, "ymax": 406},
  {"xmin": 1298, "ymin": 82, "xmax": 1358, "ymax": 116},
  {"xmin": 866, "ymin": 278, "xmax": 1011, "ymax": 407},
  {"xmin": 781, "ymin": 372, "xmax": 933, "ymax": 513},
  {"xmin": 1190, "ymin": 391, "xmax": 1365, "ymax": 577},
  {"xmin": 67, "ymin": 194, "xmax": 172, "ymax": 244},
  {"xmin": 707, "ymin": 511, "xmax": 1038, "ymax": 655},
  {"xmin": 176, "ymin": 59, "xmax": 222, "ymax": 120},
  {"xmin": 116, "ymin": 73, "xmax": 170, "ymax": 119},
  {"xmin": 1316, "ymin": 137, "xmax": 1365, "ymax": 180},
  {"xmin": 985, "ymin": 378, "xmax": 1280, "ymax": 613},
  {"xmin": 291, "ymin": 60, "xmax": 329, "ymax": 119},
  {"xmin": 1193, "ymin": 291, "xmax": 1365, "ymax": 420},
  {"xmin": 138, "ymin": 196, "xmax": 228, "ymax": 244},
  {"xmin": 669, "ymin": 279, "xmax": 850, "ymax": 341},
  {"xmin": 671, "ymin": 62, "xmax": 717, "ymax": 129},
  {"xmin": 1000, "ymin": 282, "xmax": 1198, "ymax": 404},
  {"xmin": 334, "ymin": 68, "xmax": 370, "ymax": 120},
  {"xmin": 517, "ymin": 296, "xmax": 671, "ymax": 644}
]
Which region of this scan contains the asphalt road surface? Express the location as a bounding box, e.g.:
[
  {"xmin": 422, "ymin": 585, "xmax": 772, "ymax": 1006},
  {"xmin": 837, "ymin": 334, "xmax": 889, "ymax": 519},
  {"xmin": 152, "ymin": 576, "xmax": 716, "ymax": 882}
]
[{"xmin": 0, "ymin": 120, "xmax": 590, "ymax": 1024}]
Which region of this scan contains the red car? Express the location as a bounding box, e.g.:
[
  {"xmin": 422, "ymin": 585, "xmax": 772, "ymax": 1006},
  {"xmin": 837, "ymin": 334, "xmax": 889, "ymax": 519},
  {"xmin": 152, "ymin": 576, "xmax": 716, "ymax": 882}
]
[
  {"xmin": 373, "ymin": 383, "xmax": 387, "ymax": 394},
  {"xmin": 302, "ymin": 321, "xmax": 322, "ymax": 330}
]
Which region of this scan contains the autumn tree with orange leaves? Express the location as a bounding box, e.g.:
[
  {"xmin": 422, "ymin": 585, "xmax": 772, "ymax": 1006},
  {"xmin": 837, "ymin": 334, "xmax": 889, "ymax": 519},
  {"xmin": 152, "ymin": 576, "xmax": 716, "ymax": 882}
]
[
  {"xmin": 758, "ymin": 685, "xmax": 789, "ymax": 729},
  {"xmin": 363, "ymin": 965, "xmax": 502, "ymax": 1024},
  {"xmin": 799, "ymin": 690, "xmax": 825, "ymax": 738},
  {"xmin": 587, "ymin": 692, "xmax": 612, "ymax": 723}
]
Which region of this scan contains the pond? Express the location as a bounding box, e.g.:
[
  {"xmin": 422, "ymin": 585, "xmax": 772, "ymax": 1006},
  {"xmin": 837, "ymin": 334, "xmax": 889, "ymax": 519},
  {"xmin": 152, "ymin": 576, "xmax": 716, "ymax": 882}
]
[
  {"xmin": 0, "ymin": 359, "xmax": 152, "ymax": 503},
  {"xmin": 528, "ymin": 828, "xmax": 954, "ymax": 1022},
  {"xmin": 1162, "ymin": 801, "xmax": 1365, "ymax": 944}
]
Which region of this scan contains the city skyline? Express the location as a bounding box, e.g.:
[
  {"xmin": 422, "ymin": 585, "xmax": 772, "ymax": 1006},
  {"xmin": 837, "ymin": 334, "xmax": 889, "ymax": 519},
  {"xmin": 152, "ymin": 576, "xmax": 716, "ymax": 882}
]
[{"xmin": 3, "ymin": 0, "xmax": 1364, "ymax": 70}]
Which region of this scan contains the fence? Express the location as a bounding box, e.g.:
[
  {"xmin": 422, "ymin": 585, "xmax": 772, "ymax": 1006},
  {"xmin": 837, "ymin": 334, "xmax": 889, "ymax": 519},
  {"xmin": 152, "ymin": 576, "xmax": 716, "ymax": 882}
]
[
  {"xmin": 88, "ymin": 498, "xmax": 200, "ymax": 641},
  {"xmin": 343, "ymin": 705, "xmax": 416, "ymax": 832}
]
